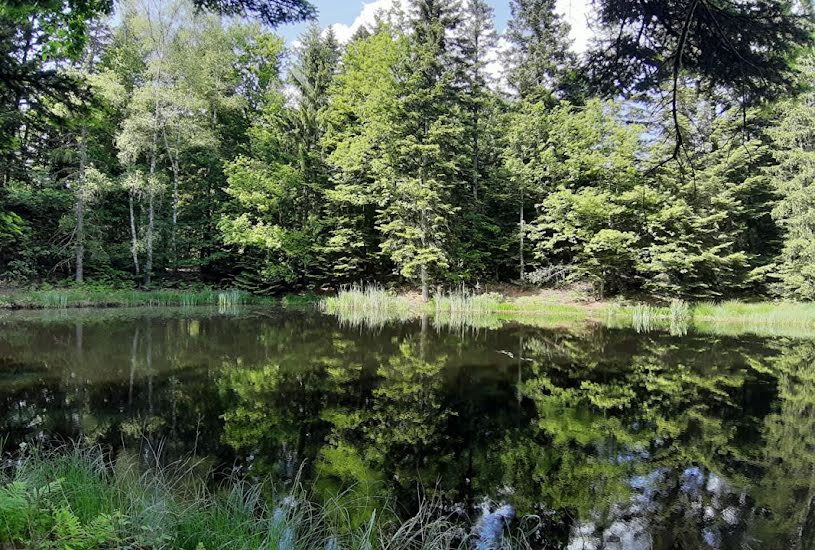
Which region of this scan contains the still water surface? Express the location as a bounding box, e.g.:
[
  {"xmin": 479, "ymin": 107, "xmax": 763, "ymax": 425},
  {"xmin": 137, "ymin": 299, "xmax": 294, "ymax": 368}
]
[{"xmin": 1, "ymin": 306, "xmax": 814, "ymax": 548}]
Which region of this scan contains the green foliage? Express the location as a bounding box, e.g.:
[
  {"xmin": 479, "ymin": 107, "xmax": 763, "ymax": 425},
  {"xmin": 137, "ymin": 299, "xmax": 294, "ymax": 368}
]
[
  {"xmin": 1, "ymin": 0, "xmax": 813, "ymax": 304},
  {"xmin": 764, "ymin": 59, "xmax": 815, "ymax": 300},
  {"xmin": 0, "ymin": 444, "xmax": 479, "ymax": 550}
]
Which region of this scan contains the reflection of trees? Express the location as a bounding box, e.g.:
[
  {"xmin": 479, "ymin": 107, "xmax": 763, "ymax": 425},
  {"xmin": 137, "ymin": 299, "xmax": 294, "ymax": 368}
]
[
  {"xmin": 6, "ymin": 311, "xmax": 815, "ymax": 546},
  {"xmin": 510, "ymin": 329, "xmax": 786, "ymax": 547},
  {"xmin": 750, "ymin": 341, "xmax": 815, "ymax": 549}
]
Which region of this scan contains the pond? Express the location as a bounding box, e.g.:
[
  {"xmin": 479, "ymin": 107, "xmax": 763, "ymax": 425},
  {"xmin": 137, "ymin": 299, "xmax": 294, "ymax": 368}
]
[{"xmin": 1, "ymin": 306, "xmax": 813, "ymax": 548}]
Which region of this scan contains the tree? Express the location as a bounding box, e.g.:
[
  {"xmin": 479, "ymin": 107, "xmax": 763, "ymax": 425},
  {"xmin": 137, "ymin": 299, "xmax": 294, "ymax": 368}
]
[
  {"xmin": 191, "ymin": 0, "xmax": 315, "ymax": 25},
  {"xmin": 0, "ymin": 0, "xmax": 313, "ymax": 184},
  {"xmin": 376, "ymin": 0, "xmax": 465, "ymax": 301},
  {"xmin": 322, "ymin": 28, "xmax": 405, "ymax": 282},
  {"xmin": 587, "ymin": 0, "xmax": 813, "ymax": 157},
  {"xmin": 219, "ymin": 24, "xmax": 337, "ymax": 290},
  {"xmin": 0, "ymin": 1, "xmax": 114, "ymax": 183},
  {"xmin": 503, "ymin": 0, "xmax": 576, "ymax": 101},
  {"xmin": 288, "ymin": 24, "xmax": 340, "ymax": 220},
  {"xmin": 765, "ymin": 58, "xmax": 815, "ymax": 299},
  {"xmin": 64, "ymin": 25, "xmax": 125, "ymax": 283},
  {"xmin": 520, "ymin": 99, "xmax": 644, "ymax": 294},
  {"xmin": 456, "ymin": 0, "xmax": 498, "ymax": 202}
]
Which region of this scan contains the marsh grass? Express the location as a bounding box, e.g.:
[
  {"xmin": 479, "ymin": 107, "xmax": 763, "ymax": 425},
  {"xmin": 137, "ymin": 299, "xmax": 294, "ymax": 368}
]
[
  {"xmin": 430, "ymin": 288, "xmax": 504, "ymax": 332},
  {"xmin": 320, "ymin": 285, "xmax": 415, "ymax": 328},
  {"xmin": 0, "ymin": 288, "xmax": 268, "ymax": 310},
  {"xmin": 690, "ymin": 300, "xmax": 815, "ymax": 337},
  {"xmin": 629, "ymin": 300, "xmax": 690, "ymax": 335},
  {"xmin": 432, "ymin": 288, "xmax": 503, "ymax": 316},
  {"xmin": 0, "ymin": 444, "xmax": 521, "ymax": 550}
]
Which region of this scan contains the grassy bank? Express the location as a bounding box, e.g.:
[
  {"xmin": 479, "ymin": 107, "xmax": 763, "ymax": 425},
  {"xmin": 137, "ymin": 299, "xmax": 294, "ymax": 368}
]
[
  {"xmin": 320, "ymin": 286, "xmax": 815, "ymax": 336},
  {"xmin": 0, "ymin": 445, "xmax": 518, "ymax": 550},
  {"xmin": 0, "ymin": 287, "xmax": 276, "ymax": 309}
]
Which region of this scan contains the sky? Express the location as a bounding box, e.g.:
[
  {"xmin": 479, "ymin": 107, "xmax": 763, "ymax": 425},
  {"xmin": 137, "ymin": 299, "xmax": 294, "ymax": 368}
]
[{"xmin": 275, "ymin": 0, "xmax": 593, "ymax": 53}]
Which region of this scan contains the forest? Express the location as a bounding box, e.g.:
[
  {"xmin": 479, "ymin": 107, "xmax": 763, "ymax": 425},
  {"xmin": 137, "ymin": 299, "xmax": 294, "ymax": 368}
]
[{"xmin": 2, "ymin": 0, "xmax": 815, "ymax": 302}]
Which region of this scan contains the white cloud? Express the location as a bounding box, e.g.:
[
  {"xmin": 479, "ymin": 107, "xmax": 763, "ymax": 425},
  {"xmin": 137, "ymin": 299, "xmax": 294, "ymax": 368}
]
[
  {"xmin": 326, "ymin": 0, "xmax": 593, "ymax": 89},
  {"xmin": 328, "ymin": 0, "xmax": 410, "ymax": 43},
  {"xmin": 332, "ymin": 0, "xmax": 593, "ymax": 51}
]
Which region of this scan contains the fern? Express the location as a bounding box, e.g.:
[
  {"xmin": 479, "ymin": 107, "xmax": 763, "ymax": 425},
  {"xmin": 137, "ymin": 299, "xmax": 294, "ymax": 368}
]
[{"xmin": 0, "ymin": 481, "xmax": 34, "ymax": 542}]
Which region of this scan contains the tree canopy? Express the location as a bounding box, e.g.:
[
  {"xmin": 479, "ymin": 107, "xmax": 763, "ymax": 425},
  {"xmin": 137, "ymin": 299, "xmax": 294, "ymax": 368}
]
[{"xmin": 1, "ymin": 0, "xmax": 814, "ymax": 301}]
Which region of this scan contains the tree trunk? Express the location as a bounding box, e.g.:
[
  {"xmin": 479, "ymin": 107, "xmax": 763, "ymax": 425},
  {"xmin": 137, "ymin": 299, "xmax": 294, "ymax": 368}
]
[
  {"xmin": 162, "ymin": 128, "xmax": 179, "ymax": 271},
  {"xmin": 75, "ymin": 127, "xmax": 87, "ymax": 283},
  {"xmin": 145, "ymin": 188, "xmax": 154, "ymax": 287},
  {"xmin": 144, "ymin": 146, "xmax": 156, "ymax": 287},
  {"xmin": 421, "ymin": 264, "xmax": 429, "ymax": 303},
  {"xmin": 473, "ymin": 106, "xmax": 479, "ymax": 200},
  {"xmin": 74, "ymin": 34, "xmax": 97, "ymax": 283},
  {"xmin": 129, "ymin": 191, "xmax": 140, "ymax": 277},
  {"xmin": 519, "ymin": 186, "xmax": 525, "ymax": 281}
]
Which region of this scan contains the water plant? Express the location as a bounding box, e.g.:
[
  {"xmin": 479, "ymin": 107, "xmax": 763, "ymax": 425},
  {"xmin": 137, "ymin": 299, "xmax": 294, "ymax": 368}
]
[
  {"xmin": 632, "ymin": 303, "xmax": 658, "ymax": 333},
  {"xmin": 320, "ymin": 284, "xmax": 415, "ymax": 328}
]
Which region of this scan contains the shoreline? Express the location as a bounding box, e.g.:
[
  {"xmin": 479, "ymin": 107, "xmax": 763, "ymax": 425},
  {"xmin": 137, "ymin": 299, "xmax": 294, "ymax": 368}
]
[{"xmin": 3, "ymin": 286, "xmax": 815, "ymax": 336}]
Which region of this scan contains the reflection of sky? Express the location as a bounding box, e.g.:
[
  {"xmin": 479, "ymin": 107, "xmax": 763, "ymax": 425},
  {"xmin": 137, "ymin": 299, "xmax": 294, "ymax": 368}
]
[{"xmin": 568, "ymin": 462, "xmax": 743, "ymax": 549}]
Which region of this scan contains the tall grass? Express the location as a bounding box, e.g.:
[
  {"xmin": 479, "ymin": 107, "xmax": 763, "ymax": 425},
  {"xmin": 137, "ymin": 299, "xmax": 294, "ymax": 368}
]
[
  {"xmin": 0, "ymin": 444, "xmax": 525, "ymax": 550},
  {"xmin": 631, "ymin": 303, "xmax": 659, "ymax": 333},
  {"xmin": 320, "ymin": 285, "xmax": 415, "ymax": 328},
  {"xmin": 691, "ymin": 300, "xmax": 815, "ymax": 337},
  {"xmin": 431, "ymin": 288, "xmax": 504, "ymax": 332},
  {"xmin": 0, "ymin": 288, "xmax": 267, "ymax": 310},
  {"xmin": 432, "ymin": 288, "xmax": 502, "ymax": 315},
  {"xmin": 630, "ymin": 300, "xmax": 690, "ymax": 334}
]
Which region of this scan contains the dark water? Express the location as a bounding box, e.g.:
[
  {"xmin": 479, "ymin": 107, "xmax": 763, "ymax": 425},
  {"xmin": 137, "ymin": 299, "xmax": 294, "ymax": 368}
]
[{"xmin": 1, "ymin": 306, "xmax": 814, "ymax": 549}]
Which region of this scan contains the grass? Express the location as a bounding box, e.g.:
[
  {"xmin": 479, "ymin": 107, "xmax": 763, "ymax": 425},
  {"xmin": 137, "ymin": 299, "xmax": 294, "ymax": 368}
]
[
  {"xmin": 320, "ymin": 285, "xmax": 415, "ymax": 328},
  {"xmin": 0, "ymin": 444, "xmax": 525, "ymax": 550},
  {"xmin": 321, "ymin": 285, "xmax": 601, "ymax": 331},
  {"xmin": 282, "ymin": 292, "xmax": 321, "ymax": 307},
  {"xmin": 688, "ymin": 300, "xmax": 815, "ymax": 337},
  {"xmin": 320, "ymin": 285, "xmax": 815, "ymax": 337},
  {"xmin": 0, "ymin": 287, "xmax": 273, "ymax": 310}
]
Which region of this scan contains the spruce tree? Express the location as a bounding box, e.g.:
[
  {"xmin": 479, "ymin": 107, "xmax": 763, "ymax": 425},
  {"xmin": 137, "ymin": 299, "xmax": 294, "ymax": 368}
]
[
  {"xmin": 504, "ymin": 0, "xmax": 576, "ymax": 101},
  {"xmin": 376, "ymin": 0, "xmax": 464, "ymax": 300},
  {"xmin": 765, "ymin": 59, "xmax": 815, "ymax": 299},
  {"xmin": 322, "ymin": 29, "xmax": 404, "ymax": 281}
]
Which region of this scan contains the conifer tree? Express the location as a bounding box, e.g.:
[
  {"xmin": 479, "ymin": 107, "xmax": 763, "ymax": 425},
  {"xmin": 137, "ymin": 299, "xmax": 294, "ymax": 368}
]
[
  {"xmin": 376, "ymin": 0, "xmax": 464, "ymax": 301},
  {"xmin": 504, "ymin": 0, "xmax": 576, "ymax": 101},
  {"xmin": 322, "ymin": 29, "xmax": 404, "ymax": 281}
]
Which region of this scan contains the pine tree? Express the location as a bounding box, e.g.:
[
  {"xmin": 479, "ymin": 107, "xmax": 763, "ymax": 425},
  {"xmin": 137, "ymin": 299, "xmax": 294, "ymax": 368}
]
[{"xmin": 504, "ymin": 0, "xmax": 576, "ymax": 101}]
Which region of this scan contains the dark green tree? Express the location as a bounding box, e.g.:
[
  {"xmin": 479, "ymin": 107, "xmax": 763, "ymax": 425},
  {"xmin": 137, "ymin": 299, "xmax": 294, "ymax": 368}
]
[{"xmin": 504, "ymin": 0, "xmax": 577, "ymax": 101}]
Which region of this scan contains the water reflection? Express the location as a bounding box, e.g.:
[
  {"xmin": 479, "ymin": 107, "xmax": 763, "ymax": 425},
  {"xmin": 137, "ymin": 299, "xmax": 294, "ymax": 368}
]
[{"xmin": 0, "ymin": 307, "xmax": 813, "ymax": 548}]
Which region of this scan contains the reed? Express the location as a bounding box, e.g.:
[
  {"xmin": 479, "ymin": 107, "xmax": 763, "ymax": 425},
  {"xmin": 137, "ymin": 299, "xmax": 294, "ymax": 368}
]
[
  {"xmin": 320, "ymin": 284, "xmax": 415, "ymax": 328},
  {"xmin": 632, "ymin": 303, "xmax": 659, "ymax": 332}
]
